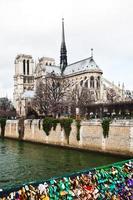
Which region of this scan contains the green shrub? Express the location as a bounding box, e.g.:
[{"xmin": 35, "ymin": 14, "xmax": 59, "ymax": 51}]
[
  {"xmin": 60, "ymin": 118, "xmax": 73, "ymax": 144},
  {"xmin": 76, "ymin": 120, "xmax": 81, "ymax": 141},
  {"xmin": 60, "ymin": 118, "xmax": 65, "ymax": 130},
  {"xmin": 38, "ymin": 119, "xmax": 41, "ymax": 130},
  {"xmin": 42, "ymin": 117, "xmax": 73, "ymax": 143},
  {"xmin": 0, "ymin": 118, "xmax": 6, "ymax": 137},
  {"xmin": 43, "ymin": 117, "xmax": 53, "ymax": 136},
  {"xmin": 52, "ymin": 119, "xmax": 59, "ymax": 131},
  {"xmin": 101, "ymin": 118, "xmax": 111, "ymax": 138}
]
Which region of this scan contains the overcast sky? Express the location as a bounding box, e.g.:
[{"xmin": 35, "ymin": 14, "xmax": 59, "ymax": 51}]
[{"xmin": 0, "ymin": 0, "xmax": 133, "ymax": 99}]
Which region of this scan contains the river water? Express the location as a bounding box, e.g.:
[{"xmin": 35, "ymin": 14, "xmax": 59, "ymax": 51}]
[{"xmin": 0, "ymin": 138, "xmax": 128, "ymax": 189}]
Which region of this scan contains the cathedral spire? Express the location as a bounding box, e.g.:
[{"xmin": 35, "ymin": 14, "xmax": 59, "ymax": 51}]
[
  {"xmin": 60, "ymin": 18, "xmax": 67, "ymax": 75},
  {"xmin": 62, "ymin": 18, "xmax": 65, "ymax": 47}
]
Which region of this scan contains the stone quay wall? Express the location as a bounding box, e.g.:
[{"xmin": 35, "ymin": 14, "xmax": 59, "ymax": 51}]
[{"xmin": 3, "ymin": 119, "xmax": 133, "ymax": 156}]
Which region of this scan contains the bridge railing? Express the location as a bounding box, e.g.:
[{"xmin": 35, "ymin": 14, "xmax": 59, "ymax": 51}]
[{"xmin": 0, "ymin": 159, "xmax": 132, "ymax": 199}]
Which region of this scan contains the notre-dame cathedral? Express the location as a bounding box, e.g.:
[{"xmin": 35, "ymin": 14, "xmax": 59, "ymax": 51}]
[{"xmin": 13, "ymin": 19, "xmax": 133, "ymax": 116}]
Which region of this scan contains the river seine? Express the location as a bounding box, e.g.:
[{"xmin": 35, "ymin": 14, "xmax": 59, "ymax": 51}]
[{"xmin": 0, "ymin": 138, "xmax": 128, "ymax": 189}]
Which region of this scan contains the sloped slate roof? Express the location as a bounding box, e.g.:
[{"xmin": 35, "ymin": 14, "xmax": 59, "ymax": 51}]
[
  {"xmin": 64, "ymin": 57, "xmax": 103, "ymax": 75},
  {"xmin": 35, "ymin": 57, "xmax": 102, "ymax": 77},
  {"xmin": 35, "ymin": 64, "xmax": 61, "ymax": 76},
  {"xmin": 45, "ymin": 65, "xmax": 61, "ymax": 75}
]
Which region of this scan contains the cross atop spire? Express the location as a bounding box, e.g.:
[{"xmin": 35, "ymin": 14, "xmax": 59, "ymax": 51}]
[
  {"xmin": 91, "ymin": 48, "xmax": 93, "ymax": 58},
  {"xmin": 60, "ymin": 18, "xmax": 67, "ymax": 75}
]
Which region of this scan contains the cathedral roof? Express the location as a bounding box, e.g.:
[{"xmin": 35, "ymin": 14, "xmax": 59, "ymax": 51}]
[
  {"xmin": 45, "ymin": 65, "xmax": 61, "ymax": 75},
  {"xmin": 64, "ymin": 57, "xmax": 103, "ymax": 75},
  {"xmin": 35, "ymin": 55, "xmax": 103, "ymax": 77},
  {"xmin": 39, "ymin": 57, "xmax": 55, "ymax": 62},
  {"xmin": 35, "ymin": 59, "xmax": 60, "ymax": 76},
  {"xmin": 35, "ymin": 64, "xmax": 61, "ymax": 75}
]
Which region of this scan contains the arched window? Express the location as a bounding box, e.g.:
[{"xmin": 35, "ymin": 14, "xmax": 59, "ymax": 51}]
[
  {"xmin": 97, "ymin": 76, "xmax": 100, "ymax": 89},
  {"xmin": 27, "ymin": 60, "xmax": 29, "ymax": 75},
  {"xmin": 57, "ymin": 82, "xmax": 60, "ymax": 87},
  {"xmin": 85, "ymin": 80, "xmax": 88, "ymax": 88},
  {"xmin": 23, "ymin": 60, "xmax": 25, "ymax": 75},
  {"xmin": 52, "ymin": 81, "xmax": 55, "ymax": 88},
  {"xmin": 80, "ymin": 80, "xmax": 83, "ymax": 86},
  {"xmin": 84, "ymin": 76, "xmax": 87, "ymax": 80},
  {"xmin": 90, "ymin": 76, "xmax": 94, "ymax": 88}
]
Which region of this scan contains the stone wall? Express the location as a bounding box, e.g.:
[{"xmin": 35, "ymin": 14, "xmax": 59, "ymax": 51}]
[{"xmin": 3, "ymin": 119, "xmax": 133, "ymax": 156}]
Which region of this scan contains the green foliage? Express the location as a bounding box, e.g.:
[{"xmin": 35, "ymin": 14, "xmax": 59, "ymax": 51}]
[
  {"xmin": 59, "ymin": 118, "xmax": 65, "ymax": 130},
  {"xmin": 0, "ymin": 118, "xmax": 6, "ymax": 127},
  {"xmin": 76, "ymin": 120, "xmax": 81, "ymax": 141},
  {"xmin": 30, "ymin": 120, "xmax": 32, "ymax": 129},
  {"xmin": 42, "ymin": 117, "xmax": 73, "ymax": 142},
  {"xmin": 52, "ymin": 119, "xmax": 59, "ymax": 131},
  {"xmin": 60, "ymin": 118, "xmax": 73, "ymax": 143},
  {"xmin": 42, "ymin": 118, "xmax": 60, "ymax": 135},
  {"xmin": 43, "ymin": 117, "xmax": 53, "ymax": 136},
  {"xmin": 38, "ymin": 119, "xmax": 41, "ymax": 130},
  {"xmin": 101, "ymin": 118, "xmax": 111, "ymax": 138},
  {"xmin": 0, "ymin": 118, "xmax": 6, "ymax": 137}
]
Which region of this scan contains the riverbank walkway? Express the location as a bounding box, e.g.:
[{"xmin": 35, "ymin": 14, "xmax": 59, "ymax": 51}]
[{"xmin": 0, "ymin": 159, "xmax": 132, "ymax": 199}]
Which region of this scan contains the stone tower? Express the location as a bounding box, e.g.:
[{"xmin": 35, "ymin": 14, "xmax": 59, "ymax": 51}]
[{"xmin": 13, "ymin": 54, "xmax": 34, "ymax": 116}]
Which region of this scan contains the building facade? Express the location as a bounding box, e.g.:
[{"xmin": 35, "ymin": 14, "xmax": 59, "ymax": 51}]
[
  {"xmin": 13, "ymin": 19, "xmax": 132, "ymax": 116},
  {"xmin": 13, "ymin": 54, "xmax": 34, "ymax": 116}
]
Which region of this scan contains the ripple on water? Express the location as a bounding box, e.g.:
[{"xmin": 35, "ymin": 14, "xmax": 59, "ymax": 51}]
[{"xmin": 0, "ymin": 138, "xmax": 128, "ymax": 189}]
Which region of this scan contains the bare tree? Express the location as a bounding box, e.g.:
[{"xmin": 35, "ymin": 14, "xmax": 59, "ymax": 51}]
[
  {"xmin": 32, "ymin": 81, "xmax": 48, "ymax": 115},
  {"xmin": 32, "ymin": 73, "xmax": 70, "ymax": 117},
  {"xmin": 0, "ymin": 97, "xmax": 16, "ymax": 118},
  {"xmin": 106, "ymin": 88, "xmax": 121, "ymax": 103},
  {"xmin": 67, "ymin": 85, "xmax": 94, "ymax": 116}
]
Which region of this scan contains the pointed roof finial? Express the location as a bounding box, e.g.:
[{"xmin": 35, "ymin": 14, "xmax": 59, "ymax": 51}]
[
  {"xmin": 61, "ymin": 18, "xmax": 65, "ymax": 45},
  {"xmin": 91, "ymin": 48, "xmax": 93, "ymax": 58},
  {"xmin": 60, "ymin": 18, "xmax": 67, "ymax": 74}
]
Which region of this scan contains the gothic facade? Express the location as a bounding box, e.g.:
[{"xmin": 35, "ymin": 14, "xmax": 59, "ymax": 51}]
[
  {"xmin": 13, "ymin": 19, "xmax": 133, "ymax": 116},
  {"xmin": 13, "ymin": 54, "xmax": 34, "ymax": 116}
]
